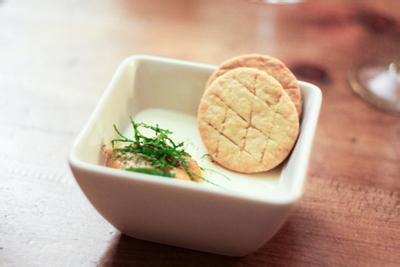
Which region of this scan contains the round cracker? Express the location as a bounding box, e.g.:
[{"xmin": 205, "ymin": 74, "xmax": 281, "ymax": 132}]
[
  {"xmin": 198, "ymin": 67, "xmax": 299, "ymax": 173},
  {"xmin": 207, "ymin": 54, "xmax": 302, "ymax": 115}
]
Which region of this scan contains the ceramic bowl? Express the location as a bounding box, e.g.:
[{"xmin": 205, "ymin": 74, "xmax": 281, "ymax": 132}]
[{"xmin": 69, "ymin": 55, "xmax": 322, "ymax": 256}]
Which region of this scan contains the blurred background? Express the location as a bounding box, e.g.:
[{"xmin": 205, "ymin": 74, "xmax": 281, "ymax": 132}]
[{"xmin": 0, "ymin": 0, "xmax": 399, "ymax": 266}]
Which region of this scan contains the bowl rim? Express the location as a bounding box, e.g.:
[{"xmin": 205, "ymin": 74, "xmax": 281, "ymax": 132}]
[{"xmin": 69, "ymin": 55, "xmax": 322, "ymax": 206}]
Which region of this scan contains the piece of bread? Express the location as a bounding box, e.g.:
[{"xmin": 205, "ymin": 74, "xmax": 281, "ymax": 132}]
[
  {"xmin": 206, "ymin": 54, "xmax": 302, "ymax": 116},
  {"xmin": 103, "ymin": 146, "xmax": 202, "ymax": 181},
  {"xmin": 198, "ymin": 67, "xmax": 299, "ymax": 173}
]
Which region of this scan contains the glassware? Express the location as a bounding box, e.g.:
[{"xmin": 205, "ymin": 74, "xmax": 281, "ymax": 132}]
[
  {"xmin": 349, "ymin": 60, "xmax": 400, "ymax": 112},
  {"xmin": 346, "ymin": 5, "xmax": 400, "ymax": 113}
]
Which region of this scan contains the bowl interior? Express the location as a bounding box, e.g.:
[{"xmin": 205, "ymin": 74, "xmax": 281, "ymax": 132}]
[{"xmin": 72, "ymin": 56, "xmax": 321, "ymax": 203}]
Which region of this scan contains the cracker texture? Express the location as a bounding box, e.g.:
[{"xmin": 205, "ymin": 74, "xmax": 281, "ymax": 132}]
[
  {"xmin": 207, "ymin": 54, "xmax": 302, "ymax": 115},
  {"xmin": 198, "ymin": 67, "xmax": 299, "ymax": 173}
]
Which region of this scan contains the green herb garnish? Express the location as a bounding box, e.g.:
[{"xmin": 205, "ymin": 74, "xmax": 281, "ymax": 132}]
[
  {"xmin": 111, "ymin": 118, "xmax": 196, "ymax": 180},
  {"xmin": 125, "ymin": 167, "xmax": 175, "ymax": 178}
]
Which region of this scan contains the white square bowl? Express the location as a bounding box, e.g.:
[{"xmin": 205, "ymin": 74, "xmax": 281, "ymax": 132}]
[{"xmin": 69, "ymin": 55, "xmax": 322, "ymax": 256}]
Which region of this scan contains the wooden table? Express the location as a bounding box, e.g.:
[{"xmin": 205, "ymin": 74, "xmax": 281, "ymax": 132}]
[{"xmin": 1, "ymin": 0, "xmax": 399, "ymax": 266}]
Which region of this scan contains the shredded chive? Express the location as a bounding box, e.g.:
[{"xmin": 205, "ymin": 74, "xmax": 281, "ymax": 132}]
[
  {"xmin": 111, "ymin": 120, "xmax": 192, "ymax": 179},
  {"xmin": 110, "ymin": 119, "xmax": 230, "ymax": 189},
  {"xmin": 125, "ymin": 167, "xmax": 175, "ymax": 178},
  {"xmin": 201, "ymin": 154, "xmax": 210, "ymax": 159},
  {"xmin": 200, "ymin": 167, "xmax": 231, "ymax": 181}
]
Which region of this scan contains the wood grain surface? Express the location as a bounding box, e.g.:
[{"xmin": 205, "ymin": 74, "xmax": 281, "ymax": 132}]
[{"xmin": 0, "ymin": 0, "xmax": 399, "ymax": 266}]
